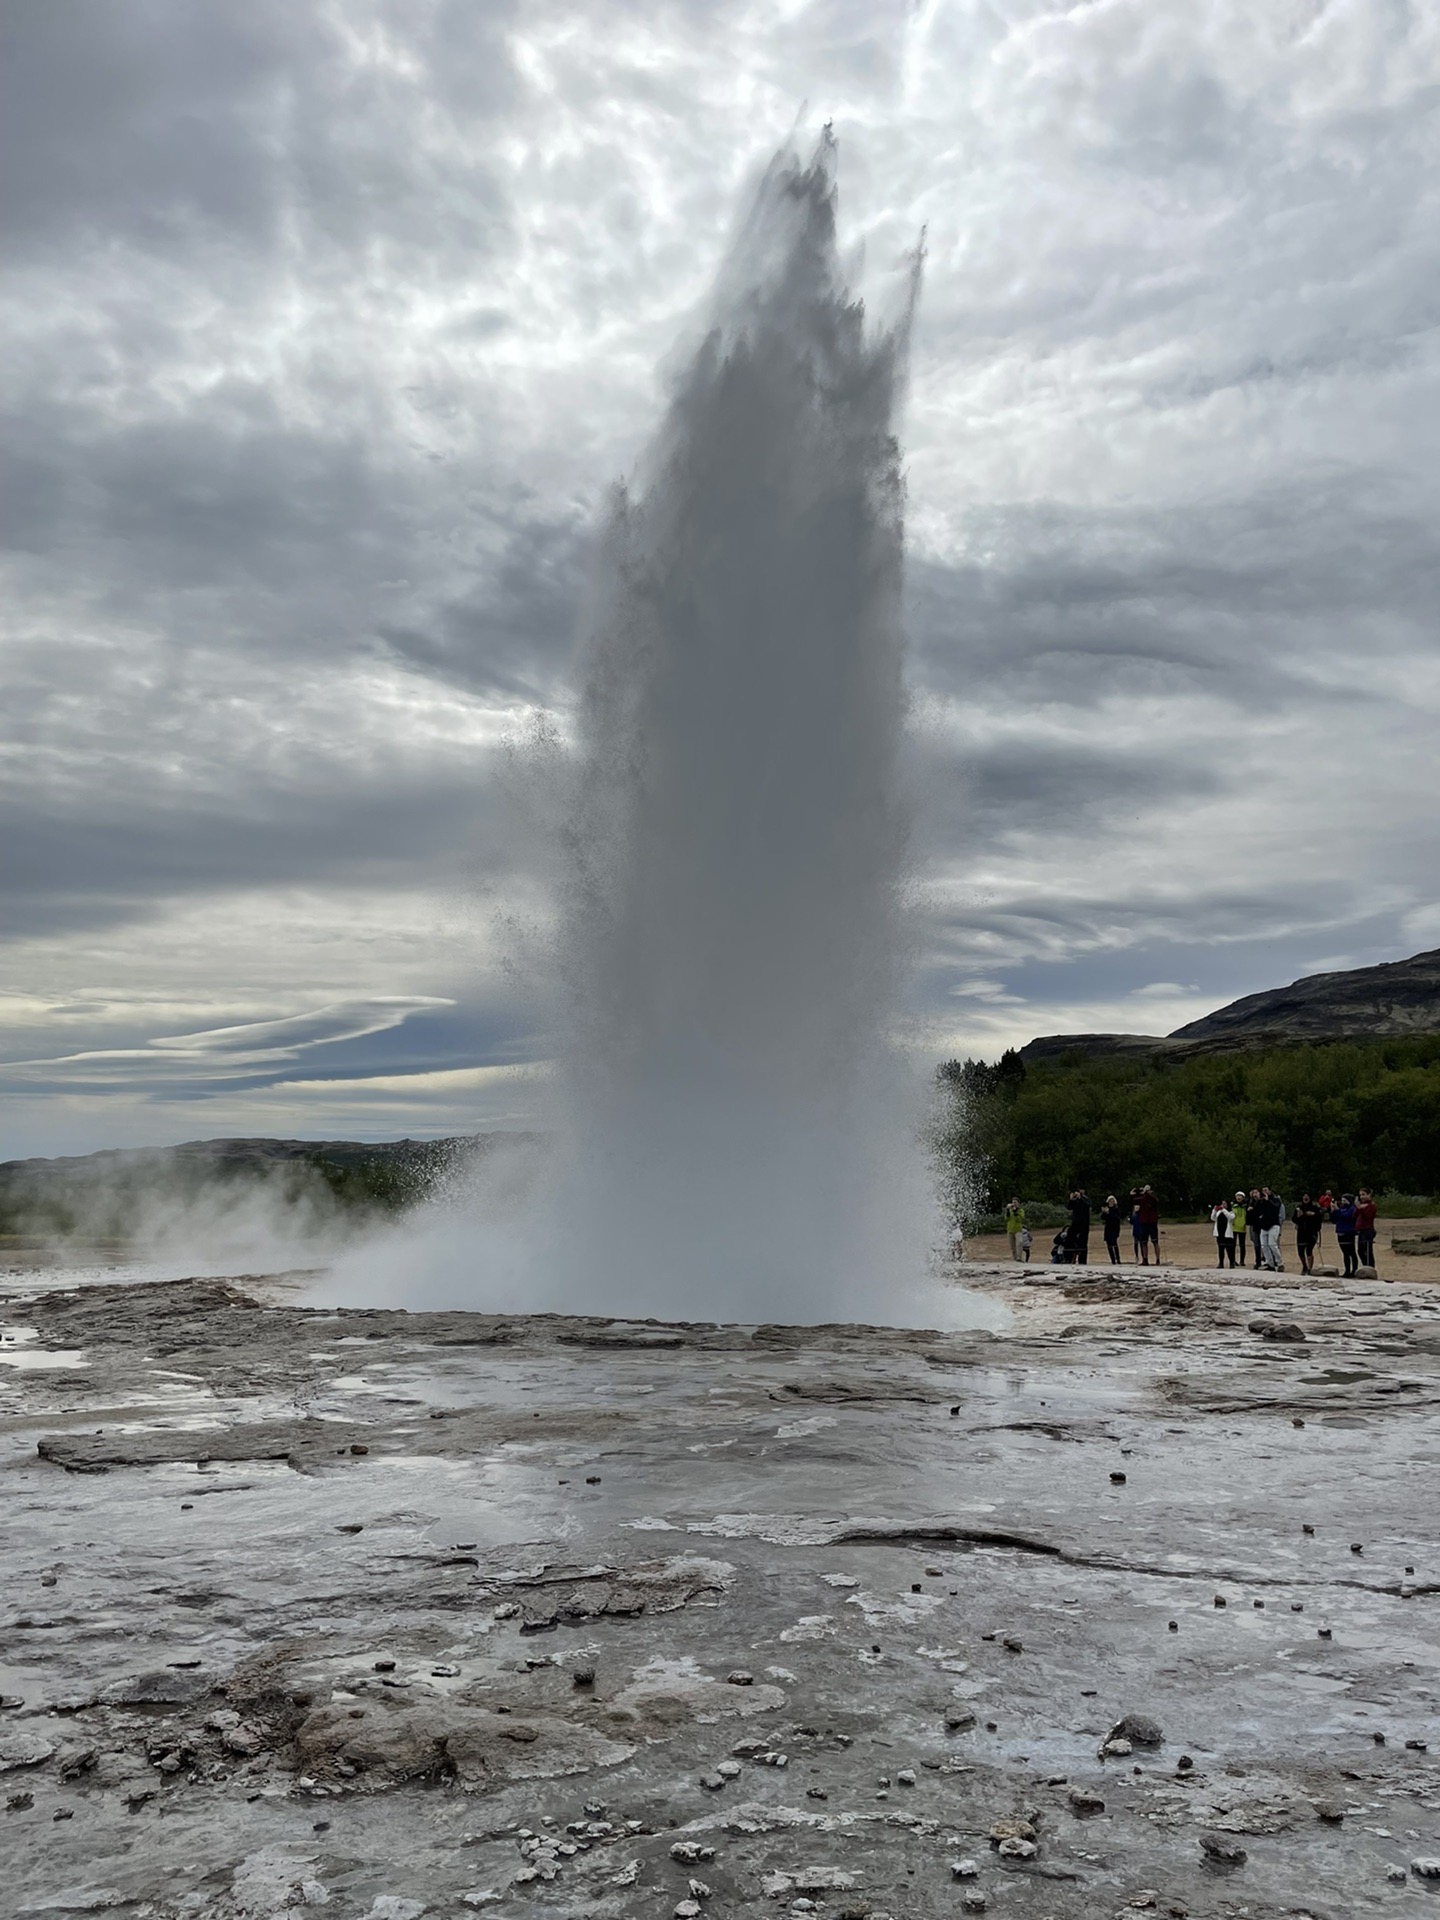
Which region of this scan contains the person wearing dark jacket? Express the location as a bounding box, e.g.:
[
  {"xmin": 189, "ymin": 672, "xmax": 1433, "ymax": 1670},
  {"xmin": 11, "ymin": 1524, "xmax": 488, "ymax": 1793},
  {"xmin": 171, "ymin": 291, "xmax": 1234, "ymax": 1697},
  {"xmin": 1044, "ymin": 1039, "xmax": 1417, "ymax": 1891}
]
[
  {"xmin": 1292, "ymin": 1194, "xmax": 1323, "ymax": 1275},
  {"xmin": 1333, "ymin": 1194, "xmax": 1360, "ymax": 1277},
  {"xmin": 1355, "ymin": 1189, "xmax": 1377, "ymax": 1272},
  {"xmin": 1066, "ymin": 1188, "xmax": 1092, "ymax": 1265},
  {"xmin": 1254, "ymin": 1188, "xmax": 1283, "ymax": 1270},
  {"xmin": 1101, "ymin": 1195, "xmax": 1122, "ymax": 1266},
  {"xmin": 1135, "ymin": 1185, "xmax": 1160, "ymax": 1265}
]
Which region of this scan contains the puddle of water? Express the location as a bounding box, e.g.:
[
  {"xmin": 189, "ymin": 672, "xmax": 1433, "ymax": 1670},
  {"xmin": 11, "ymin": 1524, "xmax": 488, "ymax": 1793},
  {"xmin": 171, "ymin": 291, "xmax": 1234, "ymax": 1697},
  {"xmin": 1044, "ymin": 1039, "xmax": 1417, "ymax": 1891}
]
[{"xmin": 0, "ymin": 1348, "xmax": 89, "ymax": 1370}]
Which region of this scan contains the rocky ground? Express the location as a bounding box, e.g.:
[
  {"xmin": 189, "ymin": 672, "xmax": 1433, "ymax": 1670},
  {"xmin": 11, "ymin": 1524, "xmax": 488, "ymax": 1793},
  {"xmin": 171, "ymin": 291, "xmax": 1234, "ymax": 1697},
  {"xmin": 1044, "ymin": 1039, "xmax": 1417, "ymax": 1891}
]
[{"xmin": 3, "ymin": 1258, "xmax": 1440, "ymax": 1920}]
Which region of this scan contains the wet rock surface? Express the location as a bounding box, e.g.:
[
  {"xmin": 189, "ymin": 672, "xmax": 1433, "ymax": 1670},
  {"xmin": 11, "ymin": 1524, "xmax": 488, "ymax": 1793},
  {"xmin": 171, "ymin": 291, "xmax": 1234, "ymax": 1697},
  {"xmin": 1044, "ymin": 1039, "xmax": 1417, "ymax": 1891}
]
[{"xmin": 3, "ymin": 1262, "xmax": 1440, "ymax": 1917}]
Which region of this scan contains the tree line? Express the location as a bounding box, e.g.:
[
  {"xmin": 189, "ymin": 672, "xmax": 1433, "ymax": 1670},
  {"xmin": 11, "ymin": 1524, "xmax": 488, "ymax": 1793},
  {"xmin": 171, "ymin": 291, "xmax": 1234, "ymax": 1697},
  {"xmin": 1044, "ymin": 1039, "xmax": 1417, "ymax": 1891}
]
[{"xmin": 936, "ymin": 1035, "xmax": 1440, "ymax": 1223}]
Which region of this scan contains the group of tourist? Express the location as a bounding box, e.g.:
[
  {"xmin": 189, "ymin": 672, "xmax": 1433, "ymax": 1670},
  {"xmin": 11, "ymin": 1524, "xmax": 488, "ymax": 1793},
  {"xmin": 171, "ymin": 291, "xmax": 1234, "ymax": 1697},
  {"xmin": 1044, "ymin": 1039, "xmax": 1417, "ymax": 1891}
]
[
  {"xmin": 1209, "ymin": 1187, "xmax": 1377, "ymax": 1277},
  {"xmin": 998, "ymin": 1185, "xmax": 1381, "ymax": 1276},
  {"xmin": 1003, "ymin": 1186, "xmax": 1160, "ymax": 1268}
]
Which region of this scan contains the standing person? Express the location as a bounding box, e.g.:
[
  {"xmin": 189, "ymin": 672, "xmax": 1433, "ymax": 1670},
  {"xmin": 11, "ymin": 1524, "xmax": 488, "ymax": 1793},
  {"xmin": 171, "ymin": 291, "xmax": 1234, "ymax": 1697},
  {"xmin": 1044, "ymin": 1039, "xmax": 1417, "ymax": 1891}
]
[
  {"xmin": 1004, "ymin": 1198, "xmax": 1026, "ymax": 1264},
  {"xmin": 1129, "ymin": 1189, "xmax": 1144, "ymax": 1263},
  {"xmin": 1316, "ymin": 1187, "xmax": 1335, "ymax": 1262},
  {"xmin": 1355, "ymin": 1189, "xmax": 1377, "ymax": 1272},
  {"xmin": 1333, "ymin": 1193, "xmax": 1360, "ymax": 1277},
  {"xmin": 1101, "ymin": 1194, "xmax": 1123, "ymax": 1267},
  {"xmin": 1255, "ymin": 1187, "xmax": 1283, "ymax": 1271},
  {"xmin": 1231, "ymin": 1191, "xmax": 1249, "ymax": 1266},
  {"xmin": 1211, "ymin": 1198, "xmax": 1237, "ymax": 1268},
  {"xmin": 1066, "ymin": 1187, "xmax": 1092, "ymax": 1266},
  {"xmin": 1136, "ymin": 1185, "xmax": 1160, "ymax": 1266},
  {"xmin": 1018, "ymin": 1224, "xmax": 1033, "ymax": 1264},
  {"xmin": 1292, "ymin": 1193, "xmax": 1322, "ymax": 1275},
  {"xmin": 1246, "ymin": 1188, "xmax": 1264, "ymax": 1269}
]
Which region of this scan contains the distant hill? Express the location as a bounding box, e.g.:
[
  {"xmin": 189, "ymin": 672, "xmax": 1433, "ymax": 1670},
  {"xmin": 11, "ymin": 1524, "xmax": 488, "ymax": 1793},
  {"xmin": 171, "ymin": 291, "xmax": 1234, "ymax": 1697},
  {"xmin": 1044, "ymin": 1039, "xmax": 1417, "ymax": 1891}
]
[
  {"xmin": 1170, "ymin": 946, "xmax": 1440, "ymax": 1042},
  {"xmin": 0, "ymin": 1134, "xmax": 526, "ymax": 1244},
  {"xmin": 1021, "ymin": 947, "xmax": 1440, "ymax": 1062}
]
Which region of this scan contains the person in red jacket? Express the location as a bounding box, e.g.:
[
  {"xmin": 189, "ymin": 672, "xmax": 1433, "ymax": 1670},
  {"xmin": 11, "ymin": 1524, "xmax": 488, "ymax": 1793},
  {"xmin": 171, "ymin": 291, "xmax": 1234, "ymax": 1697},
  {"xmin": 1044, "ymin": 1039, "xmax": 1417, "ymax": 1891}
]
[
  {"xmin": 1135, "ymin": 1185, "xmax": 1160, "ymax": 1265},
  {"xmin": 1355, "ymin": 1189, "xmax": 1378, "ymax": 1272}
]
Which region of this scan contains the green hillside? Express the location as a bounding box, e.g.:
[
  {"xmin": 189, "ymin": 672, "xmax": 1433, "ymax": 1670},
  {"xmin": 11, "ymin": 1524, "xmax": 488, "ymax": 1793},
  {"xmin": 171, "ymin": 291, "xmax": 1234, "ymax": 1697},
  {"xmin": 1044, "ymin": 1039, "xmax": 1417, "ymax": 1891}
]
[{"xmin": 938, "ymin": 1035, "xmax": 1440, "ymax": 1220}]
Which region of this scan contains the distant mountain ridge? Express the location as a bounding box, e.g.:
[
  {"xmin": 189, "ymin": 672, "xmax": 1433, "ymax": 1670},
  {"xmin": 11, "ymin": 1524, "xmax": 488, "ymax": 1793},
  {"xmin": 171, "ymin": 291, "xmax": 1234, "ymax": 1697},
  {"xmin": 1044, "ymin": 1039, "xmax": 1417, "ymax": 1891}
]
[{"xmin": 1021, "ymin": 946, "xmax": 1440, "ymax": 1063}]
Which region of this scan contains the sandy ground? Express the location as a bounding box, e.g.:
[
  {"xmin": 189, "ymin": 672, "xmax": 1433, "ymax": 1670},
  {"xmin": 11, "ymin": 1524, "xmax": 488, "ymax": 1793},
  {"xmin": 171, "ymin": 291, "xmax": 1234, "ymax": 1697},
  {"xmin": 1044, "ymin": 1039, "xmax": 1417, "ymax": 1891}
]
[
  {"xmin": 4, "ymin": 1257, "xmax": 1440, "ymax": 1918},
  {"xmin": 967, "ymin": 1216, "xmax": 1440, "ymax": 1286}
]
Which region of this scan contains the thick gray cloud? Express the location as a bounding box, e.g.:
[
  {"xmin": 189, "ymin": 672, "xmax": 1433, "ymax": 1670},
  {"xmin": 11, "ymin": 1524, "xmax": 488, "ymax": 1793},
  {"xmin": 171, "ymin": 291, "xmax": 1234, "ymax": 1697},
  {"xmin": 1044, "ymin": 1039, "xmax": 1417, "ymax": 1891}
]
[{"xmin": 3, "ymin": 0, "xmax": 1439, "ymax": 1154}]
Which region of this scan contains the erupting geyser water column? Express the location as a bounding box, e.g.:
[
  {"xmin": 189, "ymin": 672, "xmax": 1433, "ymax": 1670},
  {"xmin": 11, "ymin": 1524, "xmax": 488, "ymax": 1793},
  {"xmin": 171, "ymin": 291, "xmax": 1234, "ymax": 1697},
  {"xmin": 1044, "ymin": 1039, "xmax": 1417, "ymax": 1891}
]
[{"xmin": 549, "ymin": 136, "xmax": 930, "ymax": 1322}]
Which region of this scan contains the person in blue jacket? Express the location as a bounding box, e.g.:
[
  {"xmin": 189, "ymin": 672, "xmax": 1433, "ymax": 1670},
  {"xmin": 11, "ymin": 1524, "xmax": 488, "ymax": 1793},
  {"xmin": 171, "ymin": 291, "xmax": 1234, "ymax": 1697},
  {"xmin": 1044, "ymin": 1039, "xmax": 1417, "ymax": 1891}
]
[{"xmin": 1332, "ymin": 1193, "xmax": 1360, "ymax": 1277}]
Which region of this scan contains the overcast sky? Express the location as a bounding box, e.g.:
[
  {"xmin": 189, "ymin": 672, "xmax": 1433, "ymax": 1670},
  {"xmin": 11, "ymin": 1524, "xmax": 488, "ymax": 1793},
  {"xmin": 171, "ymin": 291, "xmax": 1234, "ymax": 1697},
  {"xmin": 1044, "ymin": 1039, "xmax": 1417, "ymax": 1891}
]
[{"xmin": 3, "ymin": 0, "xmax": 1439, "ymax": 1159}]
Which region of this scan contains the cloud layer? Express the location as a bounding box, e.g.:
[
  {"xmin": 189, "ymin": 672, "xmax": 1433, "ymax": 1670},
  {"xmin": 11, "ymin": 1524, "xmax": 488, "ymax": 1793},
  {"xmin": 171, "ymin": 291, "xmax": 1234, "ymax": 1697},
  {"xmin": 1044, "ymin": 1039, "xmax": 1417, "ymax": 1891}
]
[{"xmin": 3, "ymin": 0, "xmax": 1439, "ymax": 1154}]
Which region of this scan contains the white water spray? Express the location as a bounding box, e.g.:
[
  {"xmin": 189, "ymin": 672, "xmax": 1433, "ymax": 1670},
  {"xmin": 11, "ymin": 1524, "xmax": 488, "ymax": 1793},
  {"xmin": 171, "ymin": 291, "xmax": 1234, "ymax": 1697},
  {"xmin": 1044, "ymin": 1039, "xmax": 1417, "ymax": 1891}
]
[
  {"xmin": 329, "ymin": 138, "xmax": 991, "ymax": 1326},
  {"xmin": 550, "ymin": 138, "xmax": 924, "ymax": 1321}
]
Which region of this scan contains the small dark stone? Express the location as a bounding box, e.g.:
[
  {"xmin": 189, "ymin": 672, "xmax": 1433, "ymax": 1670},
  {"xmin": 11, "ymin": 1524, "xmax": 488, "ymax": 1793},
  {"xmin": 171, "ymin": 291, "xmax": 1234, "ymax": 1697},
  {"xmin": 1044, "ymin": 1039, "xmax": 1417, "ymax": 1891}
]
[
  {"xmin": 1373, "ymin": 1731, "xmax": 1386, "ymax": 1745},
  {"xmin": 572, "ymin": 1665, "xmax": 596, "ymax": 1688},
  {"xmin": 313, "ymin": 1820, "xmax": 331, "ymax": 1832},
  {"xmin": 180, "ymin": 1503, "xmax": 193, "ymax": 1511},
  {"xmin": 985, "ymin": 1721, "xmax": 998, "ymax": 1732},
  {"xmin": 585, "ymin": 1475, "xmax": 601, "ymax": 1485},
  {"xmin": 1177, "ymin": 1755, "xmax": 1194, "ymax": 1772},
  {"xmin": 807, "ymin": 1787, "xmax": 828, "ymax": 1799},
  {"xmin": 1291, "ymin": 1602, "xmax": 1304, "ymax": 1612},
  {"xmin": 1315, "ymin": 1803, "xmax": 1343, "ymax": 1823},
  {"xmin": 1168, "ymin": 1621, "xmax": 1178, "ymax": 1631},
  {"xmin": 1302, "ymin": 1523, "xmax": 1314, "ymax": 1535},
  {"xmin": 950, "ymin": 1406, "xmax": 960, "ymax": 1416},
  {"xmin": 911, "ymin": 1584, "xmax": 922, "ymax": 1594},
  {"xmin": 1350, "ymin": 1543, "xmax": 1363, "ymax": 1555},
  {"xmin": 1214, "ymin": 1595, "xmax": 1227, "ymax": 1608},
  {"xmin": 350, "ymin": 1444, "xmax": 368, "ymax": 1456},
  {"xmin": 7, "ymin": 1792, "xmax": 35, "ymax": 1812},
  {"xmin": 374, "ymin": 1660, "xmax": 396, "ymax": 1672},
  {"xmin": 1253, "ymin": 1600, "xmax": 1264, "ymax": 1609},
  {"xmin": 336, "ymin": 1524, "xmax": 363, "ymax": 1534},
  {"xmin": 1292, "ymin": 1417, "xmax": 1305, "ymax": 1427},
  {"xmin": 53, "ymin": 1808, "xmax": 73, "ymax": 1822},
  {"xmin": 1318, "ymin": 1626, "xmax": 1332, "ymax": 1638},
  {"xmin": 1406, "ymin": 1739, "xmax": 1428, "ymax": 1752},
  {"xmin": 1110, "ymin": 1471, "xmax": 1127, "ymax": 1484},
  {"xmin": 1002, "ymin": 1637, "xmax": 1023, "ymax": 1654}
]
